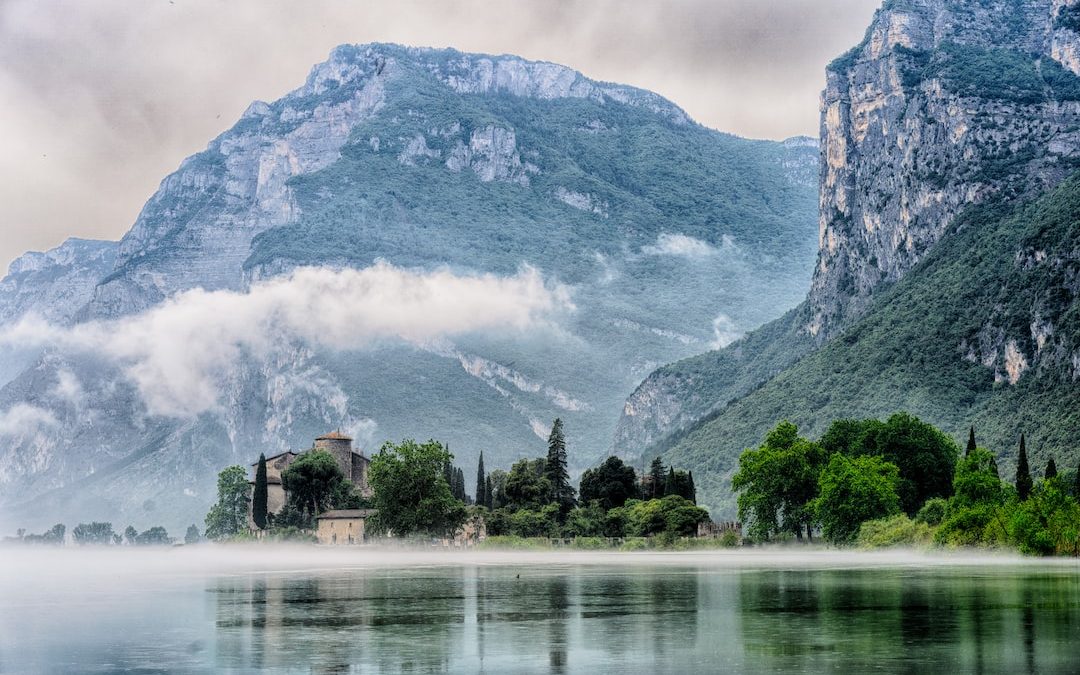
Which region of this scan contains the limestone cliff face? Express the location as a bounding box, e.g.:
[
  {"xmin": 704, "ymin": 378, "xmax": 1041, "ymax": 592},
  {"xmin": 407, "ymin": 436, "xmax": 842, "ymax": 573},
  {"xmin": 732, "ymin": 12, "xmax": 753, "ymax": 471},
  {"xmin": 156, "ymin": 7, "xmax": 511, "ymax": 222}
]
[
  {"xmin": 84, "ymin": 44, "xmax": 690, "ymax": 320},
  {"xmin": 808, "ymin": 0, "xmax": 1080, "ymax": 337},
  {"xmin": 613, "ymin": 0, "xmax": 1080, "ymax": 462}
]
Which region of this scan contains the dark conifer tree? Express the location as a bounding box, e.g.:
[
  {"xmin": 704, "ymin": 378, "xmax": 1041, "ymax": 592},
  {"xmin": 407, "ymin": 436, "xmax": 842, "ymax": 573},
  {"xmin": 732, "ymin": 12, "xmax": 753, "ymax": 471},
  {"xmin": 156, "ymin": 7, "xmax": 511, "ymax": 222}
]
[
  {"xmin": 1045, "ymin": 457, "xmax": 1058, "ymax": 480},
  {"xmin": 648, "ymin": 457, "xmax": 666, "ymax": 500},
  {"xmin": 966, "ymin": 427, "xmax": 977, "ymax": 457},
  {"xmin": 252, "ymin": 453, "xmax": 268, "ymax": 530},
  {"xmin": 544, "ymin": 418, "xmax": 575, "ymax": 512},
  {"xmin": 485, "ymin": 475, "xmax": 494, "ymax": 509},
  {"xmin": 475, "ymin": 452, "xmax": 487, "ymax": 509},
  {"xmin": 1016, "ymin": 433, "xmax": 1033, "ymax": 500},
  {"xmin": 688, "ymin": 470, "xmax": 697, "ymax": 504},
  {"xmin": 665, "ymin": 467, "xmax": 677, "ymax": 497}
]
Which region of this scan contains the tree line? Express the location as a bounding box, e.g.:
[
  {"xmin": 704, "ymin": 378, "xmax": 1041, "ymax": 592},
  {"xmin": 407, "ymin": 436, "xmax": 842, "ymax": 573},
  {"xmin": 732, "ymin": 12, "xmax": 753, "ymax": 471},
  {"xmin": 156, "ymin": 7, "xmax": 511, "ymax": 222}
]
[
  {"xmin": 733, "ymin": 412, "xmax": 1080, "ymax": 555},
  {"xmin": 202, "ymin": 417, "xmax": 710, "ymax": 543},
  {"xmin": 5, "ymin": 522, "xmax": 201, "ymax": 546}
]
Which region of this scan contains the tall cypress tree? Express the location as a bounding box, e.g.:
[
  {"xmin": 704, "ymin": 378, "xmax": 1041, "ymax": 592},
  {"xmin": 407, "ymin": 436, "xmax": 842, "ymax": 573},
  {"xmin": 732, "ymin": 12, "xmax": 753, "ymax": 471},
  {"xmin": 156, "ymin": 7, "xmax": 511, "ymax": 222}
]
[
  {"xmin": 649, "ymin": 457, "xmax": 666, "ymax": 500},
  {"xmin": 476, "ymin": 452, "xmax": 487, "ymax": 509},
  {"xmin": 665, "ymin": 467, "xmax": 677, "ymax": 497},
  {"xmin": 485, "ymin": 475, "xmax": 494, "ymax": 509},
  {"xmin": 688, "ymin": 470, "xmax": 697, "ymax": 504},
  {"xmin": 544, "ymin": 418, "xmax": 575, "ymax": 512},
  {"xmin": 1045, "ymin": 457, "xmax": 1058, "ymax": 480},
  {"xmin": 1016, "ymin": 433, "xmax": 1033, "ymax": 500},
  {"xmin": 966, "ymin": 427, "xmax": 977, "ymax": 457},
  {"xmin": 252, "ymin": 453, "xmax": 268, "ymax": 530}
]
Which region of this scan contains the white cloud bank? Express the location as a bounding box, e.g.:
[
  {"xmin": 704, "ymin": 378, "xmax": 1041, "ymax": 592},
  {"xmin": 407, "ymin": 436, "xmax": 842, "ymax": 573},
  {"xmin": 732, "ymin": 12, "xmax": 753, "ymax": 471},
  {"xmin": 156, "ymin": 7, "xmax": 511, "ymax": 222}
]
[
  {"xmin": 641, "ymin": 233, "xmax": 735, "ymax": 259},
  {"xmin": 0, "ymin": 263, "xmax": 572, "ymax": 418},
  {"xmin": 0, "ymin": 403, "xmax": 57, "ymax": 437},
  {"xmin": 710, "ymin": 313, "xmax": 742, "ymax": 350}
]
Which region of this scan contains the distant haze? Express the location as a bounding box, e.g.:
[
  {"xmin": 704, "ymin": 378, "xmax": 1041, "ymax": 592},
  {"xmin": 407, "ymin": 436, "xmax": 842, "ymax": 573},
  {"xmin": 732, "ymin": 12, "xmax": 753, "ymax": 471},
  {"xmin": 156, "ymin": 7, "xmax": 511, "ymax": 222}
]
[{"xmin": 0, "ymin": 0, "xmax": 879, "ymax": 271}]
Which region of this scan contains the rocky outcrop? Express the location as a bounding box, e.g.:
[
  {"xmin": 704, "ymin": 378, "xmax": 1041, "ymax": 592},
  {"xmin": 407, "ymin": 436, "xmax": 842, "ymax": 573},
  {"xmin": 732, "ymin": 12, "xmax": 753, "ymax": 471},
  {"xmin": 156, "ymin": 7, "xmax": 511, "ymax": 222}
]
[
  {"xmin": 808, "ymin": 0, "xmax": 1080, "ymax": 337},
  {"xmin": 0, "ymin": 238, "xmax": 117, "ymax": 325}
]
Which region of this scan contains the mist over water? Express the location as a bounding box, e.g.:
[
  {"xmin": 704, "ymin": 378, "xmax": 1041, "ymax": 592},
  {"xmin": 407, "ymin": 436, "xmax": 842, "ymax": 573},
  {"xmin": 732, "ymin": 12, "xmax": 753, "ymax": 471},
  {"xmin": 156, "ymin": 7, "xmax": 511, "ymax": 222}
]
[{"xmin": 3, "ymin": 548, "xmax": 1079, "ymax": 673}]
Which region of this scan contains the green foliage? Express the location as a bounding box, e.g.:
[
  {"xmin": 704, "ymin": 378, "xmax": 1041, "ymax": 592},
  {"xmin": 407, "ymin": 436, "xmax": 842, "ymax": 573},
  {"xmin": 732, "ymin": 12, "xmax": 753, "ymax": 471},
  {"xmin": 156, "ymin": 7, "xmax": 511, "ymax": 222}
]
[
  {"xmin": 281, "ymin": 451, "xmax": 351, "ymax": 520},
  {"xmin": 564, "ymin": 502, "xmax": 608, "ymax": 537},
  {"xmin": 367, "ymin": 439, "xmax": 467, "ymax": 537},
  {"xmin": 662, "ymin": 173, "xmax": 1080, "ymax": 517},
  {"xmin": 820, "ymin": 413, "xmax": 959, "ymax": 515},
  {"xmin": 579, "ymin": 456, "xmax": 638, "ymax": 510},
  {"xmin": 815, "ymin": 454, "xmax": 902, "ymax": 545},
  {"xmin": 952, "ymin": 447, "xmax": 1006, "ymax": 509},
  {"xmin": 204, "ymin": 465, "xmax": 250, "ymax": 540},
  {"xmin": 1045, "ymin": 457, "xmax": 1058, "ymax": 480},
  {"xmin": 648, "ymin": 457, "xmax": 666, "ymax": 500},
  {"xmin": 915, "ymin": 497, "xmax": 949, "ymax": 526},
  {"xmin": 252, "ymin": 453, "xmax": 268, "ymax": 530},
  {"xmin": 475, "ymin": 452, "xmax": 487, "ymax": 510},
  {"xmin": 184, "ymin": 524, "xmax": 201, "ymax": 545},
  {"xmin": 72, "ymin": 522, "xmax": 115, "ymax": 545},
  {"xmin": 1016, "ymin": 434, "xmax": 1033, "ymax": 500},
  {"xmin": 615, "ymin": 496, "xmax": 709, "ymax": 537},
  {"xmin": 503, "ymin": 458, "xmax": 552, "ymax": 511},
  {"xmin": 1006, "ymin": 481, "xmax": 1080, "ymax": 556},
  {"xmin": 544, "ymin": 418, "xmax": 575, "ymax": 515},
  {"xmin": 134, "ymin": 526, "xmax": 170, "ymax": 546},
  {"xmin": 856, "ymin": 514, "xmax": 934, "ymax": 549},
  {"xmin": 732, "ymin": 421, "xmax": 826, "ymax": 540},
  {"xmin": 509, "ymin": 504, "xmax": 561, "ymax": 537}
]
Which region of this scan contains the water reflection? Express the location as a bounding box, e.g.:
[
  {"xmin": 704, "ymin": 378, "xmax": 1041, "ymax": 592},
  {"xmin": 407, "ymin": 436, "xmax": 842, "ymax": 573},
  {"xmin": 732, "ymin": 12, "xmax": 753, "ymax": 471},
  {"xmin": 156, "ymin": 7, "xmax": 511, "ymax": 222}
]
[{"xmin": 2, "ymin": 558, "xmax": 1079, "ymax": 673}]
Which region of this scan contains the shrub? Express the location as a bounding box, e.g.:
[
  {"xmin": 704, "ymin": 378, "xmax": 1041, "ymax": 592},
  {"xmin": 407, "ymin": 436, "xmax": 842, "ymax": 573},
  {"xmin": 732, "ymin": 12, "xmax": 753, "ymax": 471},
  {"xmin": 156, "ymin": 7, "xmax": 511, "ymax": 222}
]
[
  {"xmin": 915, "ymin": 498, "xmax": 948, "ymax": 526},
  {"xmin": 856, "ymin": 514, "xmax": 934, "ymax": 549}
]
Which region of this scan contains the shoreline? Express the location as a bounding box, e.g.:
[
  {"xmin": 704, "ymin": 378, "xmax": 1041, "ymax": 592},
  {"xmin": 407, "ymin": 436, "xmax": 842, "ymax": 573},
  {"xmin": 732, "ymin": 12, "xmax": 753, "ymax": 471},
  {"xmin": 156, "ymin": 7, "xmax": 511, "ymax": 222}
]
[{"xmin": 4, "ymin": 545, "xmax": 1080, "ymax": 582}]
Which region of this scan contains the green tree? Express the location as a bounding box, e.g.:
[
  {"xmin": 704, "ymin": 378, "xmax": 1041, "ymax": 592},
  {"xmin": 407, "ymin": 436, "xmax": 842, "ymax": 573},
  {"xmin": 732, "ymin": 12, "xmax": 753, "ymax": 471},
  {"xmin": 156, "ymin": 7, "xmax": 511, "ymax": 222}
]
[
  {"xmin": 205, "ymin": 465, "xmax": 250, "ymax": 540},
  {"xmin": 1016, "ymin": 433, "xmax": 1033, "ymax": 500},
  {"xmin": 952, "ymin": 447, "xmax": 1006, "ymax": 509},
  {"xmin": 504, "ymin": 458, "xmax": 552, "ymax": 510},
  {"xmin": 544, "ymin": 418, "xmax": 575, "ymax": 514},
  {"xmin": 485, "ymin": 475, "xmax": 494, "ymax": 509},
  {"xmin": 184, "ymin": 524, "xmax": 201, "ymax": 545},
  {"xmin": 368, "ymin": 439, "xmax": 467, "ymax": 537},
  {"xmin": 565, "ymin": 502, "xmax": 607, "ymax": 537},
  {"xmin": 488, "ymin": 469, "xmax": 508, "ymax": 508},
  {"xmin": 252, "ymin": 453, "xmax": 269, "ymax": 530},
  {"xmin": 814, "ymin": 454, "xmax": 901, "ymax": 545},
  {"xmin": 1045, "ymin": 457, "xmax": 1058, "ymax": 480},
  {"xmin": 579, "ymin": 456, "xmax": 638, "ymax": 510},
  {"xmin": 824, "ymin": 413, "xmax": 959, "ymax": 515},
  {"xmin": 621, "ymin": 496, "xmax": 709, "ymax": 537},
  {"xmin": 135, "ymin": 526, "xmax": 170, "ymax": 545},
  {"xmin": 72, "ymin": 522, "xmax": 114, "ymax": 545},
  {"xmin": 1075, "ymin": 460, "xmax": 1080, "ymax": 498},
  {"xmin": 124, "ymin": 525, "xmax": 138, "ymax": 545},
  {"xmin": 475, "ymin": 452, "xmax": 487, "ymax": 510},
  {"xmin": 1007, "ymin": 481, "xmax": 1080, "ymax": 556},
  {"xmin": 732, "ymin": 421, "xmax": 826, "ymax": 541},
  {"xmin": 648, "ymin": 457, "xmax": 666, "ymax": 499},
  {"xmin": 281, "ymin": 451, "xmax": 351, "ymax": 522},
  {"xmin": 966, "ymin": 426, "xmax": 977, "ymax": 457}
]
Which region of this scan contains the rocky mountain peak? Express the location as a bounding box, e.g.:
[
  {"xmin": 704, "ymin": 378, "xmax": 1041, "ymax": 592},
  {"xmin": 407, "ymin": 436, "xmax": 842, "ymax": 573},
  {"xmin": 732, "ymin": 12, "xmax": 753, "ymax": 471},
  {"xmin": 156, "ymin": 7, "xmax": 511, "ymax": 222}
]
[{"xmin": 806, "ymin": 0, "xmax": 1080, "ymax": 338}]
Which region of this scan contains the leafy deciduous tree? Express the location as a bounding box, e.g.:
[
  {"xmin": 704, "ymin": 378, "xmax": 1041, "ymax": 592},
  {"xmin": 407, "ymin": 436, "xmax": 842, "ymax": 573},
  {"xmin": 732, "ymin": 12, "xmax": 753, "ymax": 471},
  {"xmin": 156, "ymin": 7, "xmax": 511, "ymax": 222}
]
[
  {"xmin": 205, "ymin": 465, "xmax": 250, "ymax": 540},
  {"xmin": 579, "ymin": 456, "xmax": 638, "ymax": 510},
  {"xmin": 368, "ymin": 439, "xmax": 467, "ymax": 537},
  {"xmin": 814, "ymin": 454, "xmax": 901, "ymax": 545}
]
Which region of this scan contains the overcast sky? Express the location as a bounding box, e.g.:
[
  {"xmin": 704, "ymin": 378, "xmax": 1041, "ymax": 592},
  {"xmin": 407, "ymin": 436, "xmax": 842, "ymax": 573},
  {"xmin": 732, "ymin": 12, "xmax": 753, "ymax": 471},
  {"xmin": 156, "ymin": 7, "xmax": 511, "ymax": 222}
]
[{"xmin": 0, "ymin": 0, "xmax": 880, "ymax": 272}]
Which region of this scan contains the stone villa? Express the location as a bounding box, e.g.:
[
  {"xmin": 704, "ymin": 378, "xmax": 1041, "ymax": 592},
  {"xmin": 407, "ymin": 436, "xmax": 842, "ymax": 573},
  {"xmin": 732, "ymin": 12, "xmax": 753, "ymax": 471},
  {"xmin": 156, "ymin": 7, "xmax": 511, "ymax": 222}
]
[{"xmin": 249, "ymin": 431, "xmax": 373, "ymax": 528}]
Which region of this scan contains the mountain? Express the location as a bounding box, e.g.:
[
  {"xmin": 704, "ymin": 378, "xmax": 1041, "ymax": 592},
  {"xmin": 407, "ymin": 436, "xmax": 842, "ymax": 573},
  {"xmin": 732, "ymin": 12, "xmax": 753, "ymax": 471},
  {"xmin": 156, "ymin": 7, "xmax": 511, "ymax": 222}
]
[
  {"xmin": 0, "ymin": 44, "xmax": 818, "ymax": 531},
  {"xmin": 617, "ymin": 0, "xmax": 1080, "ymax": 515}
]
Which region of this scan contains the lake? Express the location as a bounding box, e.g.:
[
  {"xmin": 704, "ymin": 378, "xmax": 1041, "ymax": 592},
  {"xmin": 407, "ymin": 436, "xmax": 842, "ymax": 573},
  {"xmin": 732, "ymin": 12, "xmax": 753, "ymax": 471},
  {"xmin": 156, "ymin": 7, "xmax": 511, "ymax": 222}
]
[{"xmin": 2, "ymin": 548, "xmax": 1079, "ymax": 673}]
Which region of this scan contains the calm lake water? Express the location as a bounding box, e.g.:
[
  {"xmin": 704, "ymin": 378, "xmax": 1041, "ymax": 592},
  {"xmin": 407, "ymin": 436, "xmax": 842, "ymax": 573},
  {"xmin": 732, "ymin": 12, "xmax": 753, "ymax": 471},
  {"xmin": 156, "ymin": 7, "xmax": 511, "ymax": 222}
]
[{"xmin": 2, "ymin": 548, "xmax": 1079, "ymax": 673}]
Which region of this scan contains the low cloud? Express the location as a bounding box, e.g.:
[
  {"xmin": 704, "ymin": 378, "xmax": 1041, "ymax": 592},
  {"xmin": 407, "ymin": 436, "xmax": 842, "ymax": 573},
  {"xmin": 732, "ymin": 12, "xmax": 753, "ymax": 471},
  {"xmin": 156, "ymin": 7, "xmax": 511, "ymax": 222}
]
[
  {"xmin": 642, "ymin": 233, "xmax": 735, "ymax": 259},
  {"xmin": 0, "ymin": 404, "xmax": 58, "ymax": 436},
  {"xmin": 710, "ymin": 313, "xmax": 742, "ymax": 350},
  {"xmin": 0, "ymin": 263, "xmax": 571, "ymax": 418}
]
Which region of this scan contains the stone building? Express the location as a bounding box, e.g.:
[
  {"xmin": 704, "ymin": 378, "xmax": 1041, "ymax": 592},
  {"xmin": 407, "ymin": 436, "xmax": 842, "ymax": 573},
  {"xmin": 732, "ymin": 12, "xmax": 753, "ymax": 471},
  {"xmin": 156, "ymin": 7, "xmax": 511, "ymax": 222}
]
[
  {"xmin": 249, "ymin": 431, "xmax": 372, "ymax": 526},
  {"xmin": 316, "ymin": 509, "xmax": 377, "ymax": 545}
]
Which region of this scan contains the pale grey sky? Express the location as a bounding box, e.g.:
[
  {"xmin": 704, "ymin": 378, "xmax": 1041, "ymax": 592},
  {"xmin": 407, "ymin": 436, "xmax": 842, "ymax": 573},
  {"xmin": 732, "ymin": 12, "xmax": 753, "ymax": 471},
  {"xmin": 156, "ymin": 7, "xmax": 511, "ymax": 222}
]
[{"xmin": 0, "ymin": 0, "xmax": 880, "ymax": 272}]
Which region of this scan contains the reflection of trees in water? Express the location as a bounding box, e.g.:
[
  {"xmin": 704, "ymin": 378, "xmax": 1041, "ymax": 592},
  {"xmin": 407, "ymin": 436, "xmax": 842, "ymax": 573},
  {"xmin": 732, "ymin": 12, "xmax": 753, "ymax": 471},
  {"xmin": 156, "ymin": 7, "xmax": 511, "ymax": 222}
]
[
  {"xmin": 211, "ymin": 571, "xmax": 464, "ymax": 672},
  {"xmin": 736, "ymin": 569, "xmax": 1080, "ymax": 672}
]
